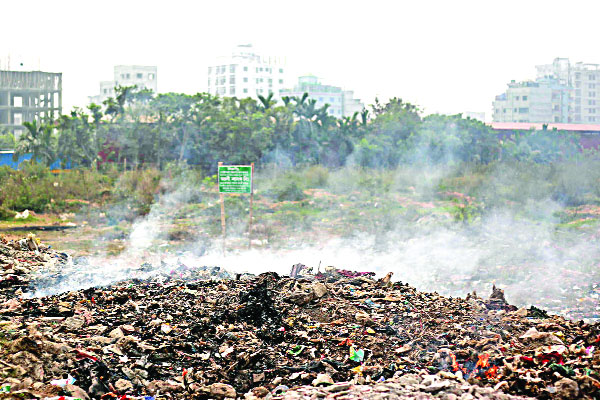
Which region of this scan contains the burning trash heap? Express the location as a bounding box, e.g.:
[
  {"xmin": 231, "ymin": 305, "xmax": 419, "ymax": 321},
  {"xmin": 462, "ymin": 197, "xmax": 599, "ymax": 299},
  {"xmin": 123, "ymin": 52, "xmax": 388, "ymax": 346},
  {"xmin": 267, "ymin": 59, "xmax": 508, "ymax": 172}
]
[{"xmin": 0, "ymin": 238, "xmax": 599, "ymax": 399}]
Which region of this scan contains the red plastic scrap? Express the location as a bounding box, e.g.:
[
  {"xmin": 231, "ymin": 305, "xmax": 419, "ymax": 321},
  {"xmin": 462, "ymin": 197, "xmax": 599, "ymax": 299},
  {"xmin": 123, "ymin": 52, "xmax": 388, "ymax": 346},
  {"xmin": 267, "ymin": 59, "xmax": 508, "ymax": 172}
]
[
  {"xmin": 74, "ymin": 349, "xmax": 98, "ymax": 361},
  {"xmin": 538, "ymin": 351, "xmax": 564, "ymax": 365}
]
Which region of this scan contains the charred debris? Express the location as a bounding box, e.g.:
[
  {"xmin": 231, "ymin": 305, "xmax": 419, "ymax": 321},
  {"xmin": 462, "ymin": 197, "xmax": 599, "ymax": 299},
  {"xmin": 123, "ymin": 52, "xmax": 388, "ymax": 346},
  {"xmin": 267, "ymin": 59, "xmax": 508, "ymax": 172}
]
[{"xmin": 0, "ymin": 237, "xmax": 599, "ymax": 399}]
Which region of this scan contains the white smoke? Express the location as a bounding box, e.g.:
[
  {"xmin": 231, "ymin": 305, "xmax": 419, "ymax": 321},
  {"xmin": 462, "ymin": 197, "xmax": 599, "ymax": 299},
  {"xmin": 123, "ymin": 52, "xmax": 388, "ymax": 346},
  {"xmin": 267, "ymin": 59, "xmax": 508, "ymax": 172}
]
[{"xmin": 25, "ymin": 163, "xmax": 600, "ymax": 322}]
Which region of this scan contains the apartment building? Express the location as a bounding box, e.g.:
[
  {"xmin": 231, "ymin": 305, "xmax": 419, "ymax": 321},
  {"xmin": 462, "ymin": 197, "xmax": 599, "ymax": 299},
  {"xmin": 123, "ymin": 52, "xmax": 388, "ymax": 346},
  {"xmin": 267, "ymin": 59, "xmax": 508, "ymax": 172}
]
[
  {"xmin": 89, "ymin": 65, "xmax": 157, "ymax": 104},
  {"xmin": 280, "ymin": 75, "xmax": 364, "ymax": 118},
  {"xmin": 207, "ymin": 44, "xmax": 286, "ymax": 99},
  {"xmin": 493, "ymin": 78, "xmax": 570, "ymax": 123},
  {"xmin": 570, "ymin": 63, "xmax": 600, "ymax": 123},
  {"xmin": 494, "ymin": 58, "xmax": 598, "ymax": 123}
]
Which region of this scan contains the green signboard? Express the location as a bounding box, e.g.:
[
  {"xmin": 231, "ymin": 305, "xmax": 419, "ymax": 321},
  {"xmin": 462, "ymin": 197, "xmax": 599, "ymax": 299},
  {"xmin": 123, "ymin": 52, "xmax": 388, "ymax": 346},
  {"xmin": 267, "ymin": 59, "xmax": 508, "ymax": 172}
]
[{"xmin": 218, "ymin": 165, "xmax": 252, "ymax": 193}]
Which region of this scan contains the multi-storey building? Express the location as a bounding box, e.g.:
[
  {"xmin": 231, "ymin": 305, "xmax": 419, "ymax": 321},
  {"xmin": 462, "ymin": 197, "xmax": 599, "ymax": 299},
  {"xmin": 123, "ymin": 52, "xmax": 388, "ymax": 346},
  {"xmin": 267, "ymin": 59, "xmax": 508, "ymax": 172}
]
[
  {"xmin": 536, "ymin": 58, "xmax": 571, "ymax": 86},
  {"xmin": 89, "ymin": 65, "xmax": 157, "ymax": 104},
  {"xmin": 494, "ymin": 58, "xmax": 599, "ymax": 124},
  {"xmin": 536, "ymin": 58, "xmax": 600, "ymax": 123},
  {"xmin": 493, "ymin": 78, "xmax": 570, "ymax": 123},
  {"xmin": 571, "ymin": 63, "xmax": 600, "ymax": 123},
  {"xmin": 280, "ymin": 75, "xmax": 364, "ymax": 118},
  {"xmin": 0, "ymin": 70, "xmax": 62, "ymax": 136},
  {"xmin": 207, "ymin": 44, "xmax": 286, "ymax": 99}
]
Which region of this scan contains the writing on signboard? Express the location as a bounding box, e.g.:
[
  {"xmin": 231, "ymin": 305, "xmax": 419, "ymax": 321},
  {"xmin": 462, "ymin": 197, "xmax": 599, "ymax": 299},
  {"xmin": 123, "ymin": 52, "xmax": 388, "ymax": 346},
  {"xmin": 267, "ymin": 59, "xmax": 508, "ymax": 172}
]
[{"xmin": 218, "ymin": 165, "xmax": 252, "ymax": 193}]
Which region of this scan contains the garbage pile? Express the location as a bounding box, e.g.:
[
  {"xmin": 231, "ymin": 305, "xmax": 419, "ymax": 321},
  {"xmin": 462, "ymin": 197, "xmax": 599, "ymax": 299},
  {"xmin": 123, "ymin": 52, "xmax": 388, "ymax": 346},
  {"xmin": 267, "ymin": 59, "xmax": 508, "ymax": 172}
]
[
  {"xmin": 0, "ymin": 238, "xmax": 598, "ymax": 399},
  {"xmin": 0, "ymin": 235, "xmax": 68, "ymax": 302}
]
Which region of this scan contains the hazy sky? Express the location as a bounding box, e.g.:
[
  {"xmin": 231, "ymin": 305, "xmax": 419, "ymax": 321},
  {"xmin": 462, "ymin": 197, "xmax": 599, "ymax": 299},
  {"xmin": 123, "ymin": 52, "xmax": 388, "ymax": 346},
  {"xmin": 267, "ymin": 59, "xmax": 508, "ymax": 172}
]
[{"xmin": 2, "ymin": 0, "xmax": 599, "ymax": 120}]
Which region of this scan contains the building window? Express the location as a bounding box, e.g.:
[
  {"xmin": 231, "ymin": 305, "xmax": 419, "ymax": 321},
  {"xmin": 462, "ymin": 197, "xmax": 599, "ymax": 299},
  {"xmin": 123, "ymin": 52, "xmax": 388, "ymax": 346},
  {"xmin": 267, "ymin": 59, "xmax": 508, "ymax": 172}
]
[
  {"xmin": 513, "ymin": 108, "xmax": 517, "ymax": 112},
  {"xmin": 590, "ymin": 108, "xmax": 597, "ymax": 114},
  {"xmin": 279, "ymin": 79, "xmax": 283, "ymax": 84},
  {"xmin": 13, "ymin": 96, "xmax": 22, "ymax": 107},
  {"xmin": 136, "ymin": 73, "xmax": 143, "ymax": 79},
  {"xmin": 126, "ymin": 73, "xmax": 130, "ymax": 79},
  {"xmin": 591, "ymin": 92, "xmax": 597, "ymax": 98},
  {"xmin": 519, "ymin": 108, "xmax": 529, "ymax": 113},
  {"xmin": 589, "ymin": 100, "xmax": 596, "ymax": 106},
  {"xmin": 208, "ymin": 78, "xmax": 211, "ymax": 86},
  {"xmin": 230, "ymin": 65, "xmax": 236, "ymax": 73},
  {"xmin": 590, "ymin": 84, "xmax": 596, "ymax": 89},
  {"xmin": 230, "ymin": 86, "xmax": 235, "ymax": 95},
  {"xmin": 522, "ymin": 95, "xmax": 528, "ymax": 101},
  {"xmin": 243, "ymin": 77, "xmax": 248, "ymax": 83},
  {"xmin": 243, "ymin": 88, "xmax": 248, "ymax": 93},
  {"xmin": 590, "ymin": 117, "xmax": 596, "ymax": 122},
  {"xmin": 576, "ymin": 73, "xmax": 581, "ymax": 79},
  {"xmin": 576, "ymin": 82, "xmax": 581, "ymax": 88},
  {"xmin": 208, "ymin": 67, "xmax": 212, "ymax": 74},
  {"xmin": 589, "ymin": 75, "xmax": 596, "ymax": 80},
  {"xmin": 279, "ymin": 68, "xmax": 283, "ymax": 73},
  {"xmin": 515, "ymin": 96, "xmax": 520, "ymax": 101},
  {"xmin": 330, "ymin": 97, "xmax": 334, "ymax": 102},
  {"xmin": 230, "ymin": 75, "xmax": 235, "ymax": 84},
  {"xmin": 243, "ymin": 66, "xmax": 248, "ymax": 72}
]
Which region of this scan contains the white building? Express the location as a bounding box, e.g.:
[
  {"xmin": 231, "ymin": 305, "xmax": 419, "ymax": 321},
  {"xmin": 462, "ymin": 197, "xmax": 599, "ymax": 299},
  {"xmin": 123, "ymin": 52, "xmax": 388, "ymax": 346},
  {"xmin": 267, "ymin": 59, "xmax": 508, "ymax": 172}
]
[
  {"xmin": 207, "ymin": 44, "xmax": 286, "ymax": 99},
  {"xmin": 280, "ymin": 75, "xmax": 364, "ymax": 118},
  {"xmin": 89, "ymin": 65, "xmax": 157, "ymax": 104},
  {"xmin": 493, "ymin": 78, "xmax": 571, "ymax": 123},
  {"xmin": 535, "ymin": 58, "xmax": 600, "ymax": 123},
  {"xmin": 494, "ymin": 58, "xmax": 600, "ymax": 124}
]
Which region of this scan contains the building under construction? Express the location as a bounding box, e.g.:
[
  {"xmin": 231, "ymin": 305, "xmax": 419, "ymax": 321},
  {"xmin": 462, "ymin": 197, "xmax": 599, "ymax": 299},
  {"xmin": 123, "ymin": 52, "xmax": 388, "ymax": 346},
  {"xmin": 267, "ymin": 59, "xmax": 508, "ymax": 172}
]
[{"xmin": 0, "ymin": 70, "xmax": 62, "ymax": 135}]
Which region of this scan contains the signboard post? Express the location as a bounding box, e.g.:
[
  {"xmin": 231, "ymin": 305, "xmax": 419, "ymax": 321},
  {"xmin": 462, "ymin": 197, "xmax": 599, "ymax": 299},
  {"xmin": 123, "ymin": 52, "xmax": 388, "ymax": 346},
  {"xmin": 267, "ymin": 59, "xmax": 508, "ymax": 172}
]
[
  {"xmin": 218, "ymin": 163, "xmax": 255, "ymax": 252},
  {"xmin": 248, "ymin": 162, "xmax": 254, "ymax": 249}
]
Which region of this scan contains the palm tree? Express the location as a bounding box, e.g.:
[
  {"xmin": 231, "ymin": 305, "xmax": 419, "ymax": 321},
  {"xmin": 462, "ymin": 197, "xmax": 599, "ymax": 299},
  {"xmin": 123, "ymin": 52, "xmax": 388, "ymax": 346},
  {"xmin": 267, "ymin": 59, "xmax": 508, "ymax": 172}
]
[
  {"xmin": 14, "ymin": 120, "xmax": 57, "ymax": 166},
  {"xmin": 257, "ymin": 93, "xmax": 276, "ymax": 109}
]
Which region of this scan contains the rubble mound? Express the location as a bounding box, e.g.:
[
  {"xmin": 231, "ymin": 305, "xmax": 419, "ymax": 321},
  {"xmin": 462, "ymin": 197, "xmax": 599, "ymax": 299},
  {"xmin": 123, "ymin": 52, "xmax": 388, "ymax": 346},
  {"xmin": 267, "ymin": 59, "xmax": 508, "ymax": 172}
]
[{"xmin": 0, "ymin": 240, "xmax": 598, "ymax": 399}]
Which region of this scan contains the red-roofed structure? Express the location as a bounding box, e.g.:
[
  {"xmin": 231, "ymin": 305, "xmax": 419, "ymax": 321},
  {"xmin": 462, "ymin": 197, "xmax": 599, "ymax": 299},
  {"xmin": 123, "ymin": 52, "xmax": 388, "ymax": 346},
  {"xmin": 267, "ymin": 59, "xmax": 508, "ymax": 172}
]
[
  {"xmin": 490, "ymin": 122, "xmax": 600, "ymax": 133},
  {"xmin": 489, "ymin": 122, "xmax": 600, "ymax": 149}
]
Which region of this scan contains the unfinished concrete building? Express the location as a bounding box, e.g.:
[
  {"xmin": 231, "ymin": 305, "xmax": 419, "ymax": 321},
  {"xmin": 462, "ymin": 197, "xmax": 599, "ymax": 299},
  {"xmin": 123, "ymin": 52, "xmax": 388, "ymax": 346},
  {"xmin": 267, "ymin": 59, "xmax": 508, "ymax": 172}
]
[{"xmin": 0, "ymin": 70, "xmax": 62, "ymax": 135}]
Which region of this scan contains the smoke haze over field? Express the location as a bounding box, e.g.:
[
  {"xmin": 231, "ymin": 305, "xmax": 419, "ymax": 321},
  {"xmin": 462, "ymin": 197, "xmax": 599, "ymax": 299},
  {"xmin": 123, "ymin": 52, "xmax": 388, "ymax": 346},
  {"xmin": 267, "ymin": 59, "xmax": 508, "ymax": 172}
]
[{"xmin": 27, "ymin": 159, "xmax": 600, "ymax": 321}]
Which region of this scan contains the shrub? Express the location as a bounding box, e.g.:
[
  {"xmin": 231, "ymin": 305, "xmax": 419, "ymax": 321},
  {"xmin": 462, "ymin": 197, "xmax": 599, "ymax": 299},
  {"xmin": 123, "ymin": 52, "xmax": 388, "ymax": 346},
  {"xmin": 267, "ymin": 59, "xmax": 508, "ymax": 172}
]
[
  {"xmin": 303, "ymin": 165, "xmax": 330, "ymax": 188},
  {"xmin": 0, "ymin": 206, "xmax": 15, "ymax": 220}
]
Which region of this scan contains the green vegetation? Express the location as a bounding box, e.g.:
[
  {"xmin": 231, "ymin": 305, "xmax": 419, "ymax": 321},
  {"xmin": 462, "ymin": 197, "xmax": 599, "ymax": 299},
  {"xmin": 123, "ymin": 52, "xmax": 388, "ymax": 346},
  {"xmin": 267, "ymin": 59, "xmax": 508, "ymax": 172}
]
[
  {"xmin": 2, "ymin": 86, "xmax": 584, "ymax": 174},
  {"xmin": 1, "ymin": 88, "xmax": 598, "ymax": 243}
]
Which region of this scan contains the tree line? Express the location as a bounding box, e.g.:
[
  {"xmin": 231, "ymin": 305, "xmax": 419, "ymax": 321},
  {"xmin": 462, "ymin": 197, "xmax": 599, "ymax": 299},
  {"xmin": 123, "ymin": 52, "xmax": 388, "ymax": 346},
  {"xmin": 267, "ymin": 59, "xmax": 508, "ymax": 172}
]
[{"xmin": 6, "ymin": 86, "xmax": 585, "ymax": 172}]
